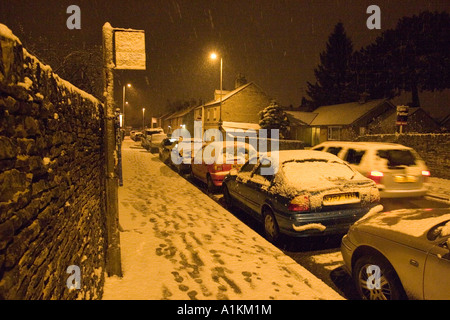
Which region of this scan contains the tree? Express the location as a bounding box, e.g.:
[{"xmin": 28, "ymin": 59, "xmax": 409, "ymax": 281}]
[
  {"xmin": 258, "ymin": 100, "xmax": 290, "ymax": 139},
  {"xmin": 355, "ymin": 11, "xmax": 450, "ymax": 107},
  {"xmin": 305, "ymin": 22, "xmax": 358, "ymax": 109}
]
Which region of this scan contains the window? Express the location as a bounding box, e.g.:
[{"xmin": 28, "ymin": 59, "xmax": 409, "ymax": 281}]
[
  {"xmin": 377, "ymin": 149, "xmax": 417, "ymax": 167},
  {"xmin": 313, "ymin": 146, "xmax": 324, "ymax": 151},
  {"xmin": 213, "ymin": 108, "xmax": 217, "ymax": 120},
  {"xmin": 327, "ymin": 126, "xmax": 341, "ymax": 140},
  {"xmin": 326, "ymin": 147, "xmax": 342, "ymax": 156},
  {"xmin": 344, "ymin": 149, "xmax": 366, "ymax": 165}
]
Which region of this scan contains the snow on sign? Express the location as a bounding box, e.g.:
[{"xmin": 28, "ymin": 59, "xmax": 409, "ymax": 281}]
[{"xmin": 114, "ymin": 29, "xmax": 146, "ymax": 70}]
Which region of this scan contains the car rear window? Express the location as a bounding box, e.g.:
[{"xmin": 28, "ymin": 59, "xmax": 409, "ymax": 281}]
[
  {"xmin": 377, "ymin": 149, "xmax": 417, "ymax": 167},
  {"xmin": 325, "ymin": 147, "xmax": 342, "ymax": 156},
  {"xmin": 282, "ymin": 160, "xmax": 356, "ymax": 186}
]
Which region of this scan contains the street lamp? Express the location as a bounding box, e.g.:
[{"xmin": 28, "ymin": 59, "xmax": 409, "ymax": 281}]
[
  {"xmin": 142, "ymin": 108, "xmax": 145, "ymax": 131},
  {"xmin": 122, "ymin": 83, "xmax": 131, "ymax": 128},
  {"xmin": 210, "ymin": 52, "xmax": 223, "ymax": 127}
]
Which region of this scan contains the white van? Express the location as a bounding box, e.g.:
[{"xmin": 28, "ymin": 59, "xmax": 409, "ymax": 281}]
[{"xmin": 312, "ymin": 141, "xmax": 430, "ymax": 198}]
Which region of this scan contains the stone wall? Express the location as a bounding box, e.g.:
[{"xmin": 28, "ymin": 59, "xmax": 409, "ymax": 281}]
[
  {"xmin": 0, "ymin": 25, "xmax": 106, "ymax": 299},
  {"xmin": 356, "ymin": 133, "xmax": 450, "ymax": 179}
]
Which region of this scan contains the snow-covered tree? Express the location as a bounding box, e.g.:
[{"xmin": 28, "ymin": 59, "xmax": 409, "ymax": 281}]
[{"xmin": 258, "ymin": 101, "xmax": 290, "ymax": 139}]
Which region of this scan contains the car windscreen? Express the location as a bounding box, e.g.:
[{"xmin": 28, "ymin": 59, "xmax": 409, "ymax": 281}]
[
  {"xmin": 377, "ymin": 149, "xmax": 416, "ymax": 167},
  {"xmin": 282, "ymin": 160, "xmax": 356, "ymax": 186}
]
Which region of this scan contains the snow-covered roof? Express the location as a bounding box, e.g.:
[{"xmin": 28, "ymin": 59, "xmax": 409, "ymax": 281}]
[
  {"xmin": 286, "ymin": 111, "xmax": 318, "ymax": 125},
  {"xmin": 310, "ymin": 99, "xmax": 392, "ymax": 126},
  {"xmin": 202, "ymin": 82, "xmax": 263, "ymax": 107}
]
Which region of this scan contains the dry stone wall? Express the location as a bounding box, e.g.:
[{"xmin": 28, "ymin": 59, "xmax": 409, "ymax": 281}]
[{"xmin": 0, "ymin": 25, "xmax": 106, "ymax": 299}]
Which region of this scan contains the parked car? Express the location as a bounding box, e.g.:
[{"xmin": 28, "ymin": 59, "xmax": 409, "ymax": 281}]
[
  {"xmin": 141, "ymin": 128, "xmax": 164, "ymax": 150},
  {"xmin": 341, "ymin": 207, "xmax": 450, "ymax": 300},
  {"xmin": 222, "ymin": 150, "xmax": 380, "ymax": 243},
  {"xmin": 149, "ymin": 132, "xmax": 168, "ymax": 153},
  {"xmin": 311, "ymin": 141, "xmax": 430, "ymax": 198},
  {"xmin": 159, "ymin": 137, "xmax": 179, "ymax": 164},
  {"xmin": 191, "ymin": 141, "xmax": 257, "ymax": 192},
  {"xmin": 158, "ymin": 137, "xmax": 202, "ymax": 173}
]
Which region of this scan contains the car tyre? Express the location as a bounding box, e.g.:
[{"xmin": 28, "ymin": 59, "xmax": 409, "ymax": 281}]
[
  {"xmin": 207, "ymin": 175, "xmax": 217, "ymax": 193},
  {"xmin": 222, "ymin": 184, "xmax": 234, "ymax": 210},
  {"xmin": 263, "ymin": 208, "xmax": 280, "ymax": 244},
  {"xmin": 353, "ymin": 254, "xmax": 407, "ymax": 300}
]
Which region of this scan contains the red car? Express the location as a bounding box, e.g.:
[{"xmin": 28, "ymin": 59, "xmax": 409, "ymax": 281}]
[{"xmin": 190, "ymin": 141, "xmax": 257, "ymax": 192}]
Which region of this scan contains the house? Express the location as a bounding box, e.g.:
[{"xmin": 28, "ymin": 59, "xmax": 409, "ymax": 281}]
[
  {"xmin": 195, "ymin": 81, "xmax": 272, "ymax": 134},
  {"xmin": 161, "ymin": 105, "xmax": 197, "ymax": 134},
  {"xmin": 367, "ymin": 106, "xmax": 441, "ymax": 134},
  {"xmin": 289, "ymin": 99, "xmax": 395, "ymax": 146},
  {"xmin": 286, "ymin": 111, "xmax": 318, "ymax": 144}
]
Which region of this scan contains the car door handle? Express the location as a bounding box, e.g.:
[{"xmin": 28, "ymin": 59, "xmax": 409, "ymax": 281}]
[{"xmin": 409, "ymin": 259, "xmax": 419, "ymax": 267}]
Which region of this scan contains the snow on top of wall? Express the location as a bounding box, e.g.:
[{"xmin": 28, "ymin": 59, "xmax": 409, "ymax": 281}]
[
  {"xmin": 1, "ymin": 23, "xmax": 101, "ymax": 109},
  {"xmin": 0, "ymin": 23, "xmax": 22, "ymax": 44}
]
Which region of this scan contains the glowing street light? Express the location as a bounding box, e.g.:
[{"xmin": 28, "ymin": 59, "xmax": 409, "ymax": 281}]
[
  {"xmin": 122, "ymin": 83, "xmax": 131, "ymax": 127},
  {"xmin": 210, "ymin": 52, "xmax": 223, "ymax": 127},
  {"xmin": 142, "ymin": 108, "xmax": 145, "ymax": 131}
]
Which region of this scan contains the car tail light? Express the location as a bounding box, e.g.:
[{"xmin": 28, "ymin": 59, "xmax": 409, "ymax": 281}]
[
  {"xmin": 422, "ymin": 170, "xmax": 430, "ymax": 182},
  {"xmin": 368, "ymin": 170, "xmax": 383, "ymax": 184},
  {"xmin": 288, "ymin": 195, "xmax": 310, "ymax": 212}
]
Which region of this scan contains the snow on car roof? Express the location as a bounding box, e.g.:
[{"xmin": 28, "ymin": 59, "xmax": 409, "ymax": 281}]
[{"xmin": 358, "ymin": 208, "xmax": 450, "ymax": 238}]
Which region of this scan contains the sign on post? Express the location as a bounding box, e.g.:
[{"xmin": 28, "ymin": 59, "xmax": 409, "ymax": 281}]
[
  {"xmin": 114, "ymin": 29, "xmax": 146, "ymax": 70},
  {"xmin": 396, "ymin": 105, "xmax": 409, "ymax": 133}
]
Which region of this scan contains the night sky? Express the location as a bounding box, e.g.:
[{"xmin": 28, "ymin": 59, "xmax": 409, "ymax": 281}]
[{"xmin": 1, "ymin": 0, "xmax": 449, "ymax": 123}]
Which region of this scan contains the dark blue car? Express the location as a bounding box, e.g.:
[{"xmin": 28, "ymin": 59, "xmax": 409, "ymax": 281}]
[{"xmin": 222, "ymin": 150, "xmax": 380, "ymax": 243}]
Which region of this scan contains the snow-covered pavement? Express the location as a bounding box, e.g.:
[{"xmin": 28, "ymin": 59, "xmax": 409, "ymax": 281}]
[{"xmin": 102, "ymin": 138, "xmax": 343, "ymax": 300}]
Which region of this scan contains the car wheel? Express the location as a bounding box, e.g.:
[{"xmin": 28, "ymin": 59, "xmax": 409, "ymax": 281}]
[
  {"xmin": 222, "ymin": 184, "xmax": 234, "ymax": 209},
  {"xmin": 353, "ymin": 255, "xmax": 407, "ymax": 300},
  {"xmin": 263, "ymin": 208, "xmax": 280, "ymax": 244},
  {"xmin": 207, "ymin": 175, "xmax": 217, "ymax": 193}
]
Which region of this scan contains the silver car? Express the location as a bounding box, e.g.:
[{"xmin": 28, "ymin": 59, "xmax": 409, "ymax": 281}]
[{"xmin": 341, "ymin": 207, "xmax": 450, "ymax": 300}]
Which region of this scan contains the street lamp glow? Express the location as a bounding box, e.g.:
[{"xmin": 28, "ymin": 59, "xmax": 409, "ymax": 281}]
[
  {"xmin": 209, "ymin": 52, "xmax": 223, "ymax": 127},
  {"xmin": 127, "ymin": 83, "xmax": 131, "ymax": 88}
]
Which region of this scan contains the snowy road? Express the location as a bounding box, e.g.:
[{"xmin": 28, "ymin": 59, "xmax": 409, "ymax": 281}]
[{"xmin": 102, "ymin": 138, "xmax": 343, "ymax": 300}]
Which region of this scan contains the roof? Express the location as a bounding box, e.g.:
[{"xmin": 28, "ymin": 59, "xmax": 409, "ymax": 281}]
[
  {"xmin": 310, "ymin": 99, "xmax": 392, "ymax": 126},
  {"xmin": 286, "ymin": 111, "xmax": 318, "ymax": 125},
  {"xmin": 165, "ymin": 105, "xmax": 197, "ymax": 120},
  {"xmin": 201, "ymin": 82, "xmax": 262, "ymax": 107}
]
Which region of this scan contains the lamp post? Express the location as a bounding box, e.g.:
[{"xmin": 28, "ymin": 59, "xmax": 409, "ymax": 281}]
[
  {"xmin": 122, "ymin": 83, "xmax": 131, "ymax": 128},
  {"xmin": 142, "ymin": 108, "xmax": 145, "ymax": 131},
  {"xmin": 210, "ymin": 53, "xmax": 223, "ymax": 128}
]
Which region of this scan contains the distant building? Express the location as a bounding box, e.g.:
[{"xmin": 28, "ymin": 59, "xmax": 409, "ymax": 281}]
[
  {"xmin": 368, "ymin": 106, "xmax": 441, "ymax": 134},
  {"xmin": 288, "ymin": 99, "xmax": 394, "ymax": 146},
  {"xmin": 194, "ymin": 81, "xmax": 272, "ymax": 134}
]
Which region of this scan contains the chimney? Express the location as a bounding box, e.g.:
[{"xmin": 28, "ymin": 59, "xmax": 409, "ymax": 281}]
[{"xmin": 235, "ymin": 73, "xmax": 248, "ymax": 89}]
